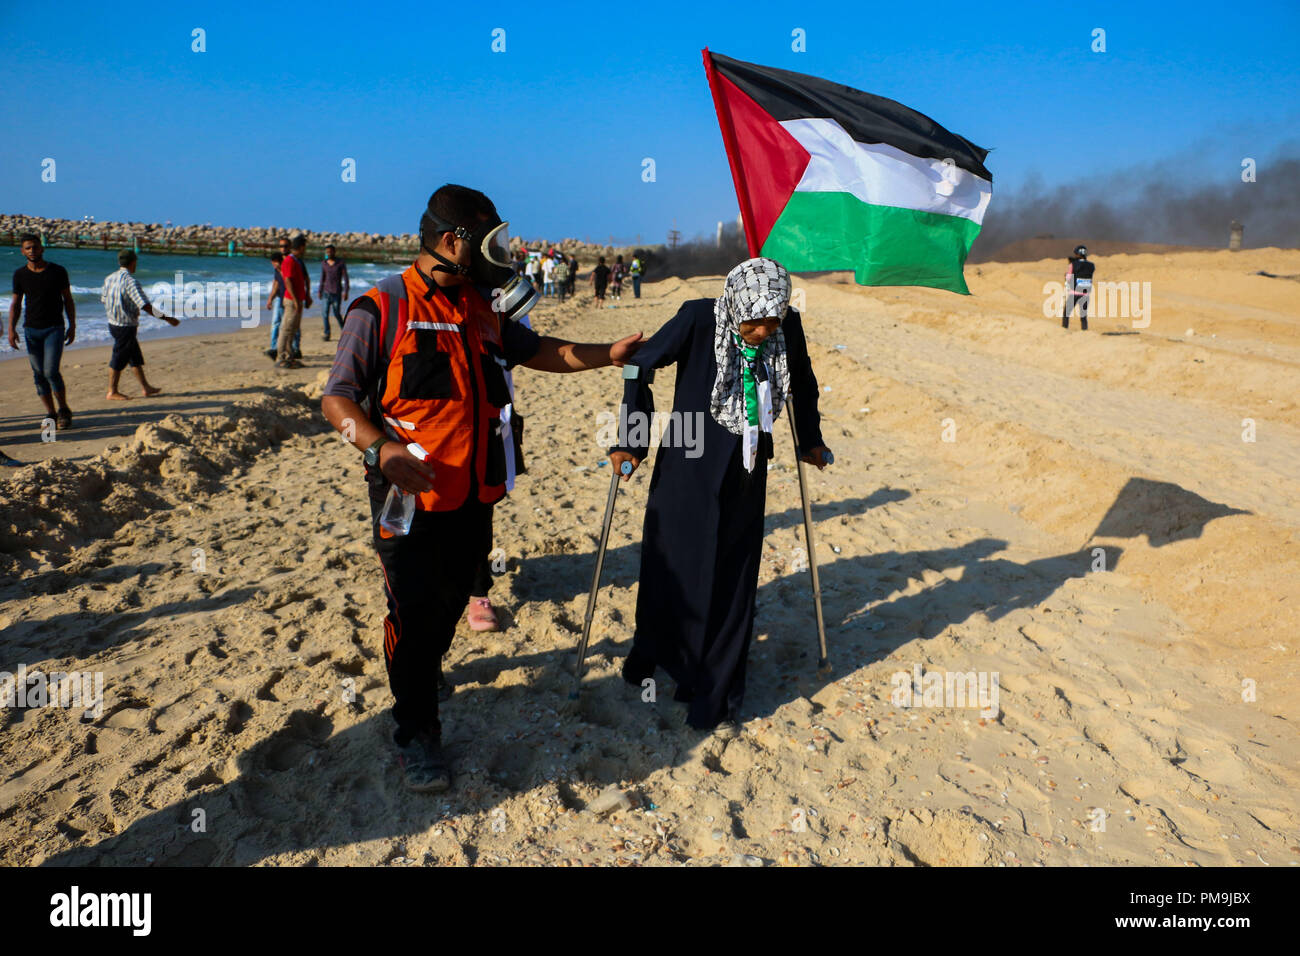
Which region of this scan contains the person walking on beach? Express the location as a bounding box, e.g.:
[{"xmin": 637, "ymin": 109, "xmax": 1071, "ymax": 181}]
[
  {"xmin": 1062, "ymin": 245, "xmax": 1094, "ymax": 331},
  {"xmin": 566, "ymin": 254, "xmax": 578, "ymax": 298},
  {"xmin": 592, "ymin": 256, "xmax": 610, "ymax": 309},
  {"xmin": 8, "ymin": 234, "xmax": 76, "ymax": 430},
  {"xmin": 610, "ymin": 255, "xmax": 626, "ymax": 301},
  {"xmin": 101, "ymin": 249, "xmax": 180, "ymax": 400},
  {"xmin": 630, "ymin": 253, "xmax": 644, "ymax": 299},
  {"xmin": 610, "ymin": 257, "xmax": 830, "ymax": 736},
  {"xmin": 276, "ymin": 235, "xmax": 311, "ymax": 368},
  {"xmin": 554, "ymin": 256, "xmax": 570, "ymax": 303},
  {"xmin": 264, "ymin": 250, "xmax": 298, "ymax": 359},
  {"xmin": 319, "ymin": 244, "xmax": 349, "ymax": 342},
  {"xmin": 541, "ymin": 253, "xmax": 556, "ymax": 298},
  {"xmin": 321, "ymin": 183, "xmax": 644, "ymax": 793}
]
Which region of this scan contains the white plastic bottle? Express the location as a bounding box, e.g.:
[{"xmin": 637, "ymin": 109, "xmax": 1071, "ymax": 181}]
[{"xmin": 377, "ymin": 442, "xmax": 431, "ymax": 536}]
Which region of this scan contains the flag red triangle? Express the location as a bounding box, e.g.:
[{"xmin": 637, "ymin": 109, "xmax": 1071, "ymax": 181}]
[{"xmin": 704, "ymin": 50, "xmax": 810, "ymax": 253}]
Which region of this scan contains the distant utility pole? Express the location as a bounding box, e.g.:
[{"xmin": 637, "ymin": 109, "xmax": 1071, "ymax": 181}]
[
  {"xmin": 667, "ymin": 219, "xmax": 681, "ymax": 249},
  {"xmin": 716, "ymin": 221, "xmax": 723, "ymax": 248}
]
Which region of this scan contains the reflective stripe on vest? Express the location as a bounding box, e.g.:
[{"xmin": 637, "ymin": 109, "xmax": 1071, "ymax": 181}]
[{"xmin": 366, "ymin": 265, "xmax": 509, "ymax": 513}]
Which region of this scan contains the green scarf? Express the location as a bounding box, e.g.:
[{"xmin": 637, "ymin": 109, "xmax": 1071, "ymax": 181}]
[{"xmin": 737, "ymin": 335, "xmax": 766, "ymax": 427}]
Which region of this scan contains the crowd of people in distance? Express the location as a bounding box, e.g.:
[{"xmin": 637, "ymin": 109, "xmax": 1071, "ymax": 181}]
[
  {"xmin": 513, "ymin": 247, "xmax": 646, "ymax": 309},
  {"xmin": 516, "ymin": 247, "xmax": 578, "ymax": 303}
]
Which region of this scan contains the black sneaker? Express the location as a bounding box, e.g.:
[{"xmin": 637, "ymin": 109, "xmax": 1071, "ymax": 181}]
[
  {"xmin": 292, "ymin": 349, "xmax": 303, "ymax": 360},
  {"xmin": 396, "ymin": 730, "xmax": 451, "ymax": 793},
  {"xmin": 265, "ymin": 348, "xmax": 277, "ymax": 359}
]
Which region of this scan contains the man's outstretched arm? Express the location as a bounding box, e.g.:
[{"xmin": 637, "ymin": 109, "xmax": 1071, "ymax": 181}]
[{"xmin": 523, "ymin": 332, "xmax": 643, "ymax": 372}]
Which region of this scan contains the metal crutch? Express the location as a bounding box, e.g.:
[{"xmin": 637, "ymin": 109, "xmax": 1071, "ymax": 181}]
[{"xmin": 570, "ymin": 458, "xmax": 634, "ymax": 697}]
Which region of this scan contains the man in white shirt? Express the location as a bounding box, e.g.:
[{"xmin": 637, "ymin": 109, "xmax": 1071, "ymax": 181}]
[
  {"xmin": 541, "ymin": 254, "xmax": 556, "ymax": 297},
  {"xmin": 101, "ymin": 249, "xmax": 179, "ymax": 400}
]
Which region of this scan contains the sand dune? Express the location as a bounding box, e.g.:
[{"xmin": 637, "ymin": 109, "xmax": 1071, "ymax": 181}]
[{"xmin": 1, "ymin": 248, "xmax": 1296, "ymax": 866}]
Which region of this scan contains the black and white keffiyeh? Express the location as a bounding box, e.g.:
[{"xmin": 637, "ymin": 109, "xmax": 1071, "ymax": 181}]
[{"xmin": 710, "ymin": 258, "xmax": 792, "ymax": 470}]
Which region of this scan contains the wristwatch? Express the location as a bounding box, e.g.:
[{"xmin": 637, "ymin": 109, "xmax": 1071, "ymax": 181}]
[{"xmin": 363, "ymin": 437, "xmax": 389, "ymax": 467}]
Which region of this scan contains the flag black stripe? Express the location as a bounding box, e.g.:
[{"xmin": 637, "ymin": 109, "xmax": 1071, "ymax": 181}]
[{"xmin": 711, "ymin": 52, "xmax": 992, "ymax": 182}]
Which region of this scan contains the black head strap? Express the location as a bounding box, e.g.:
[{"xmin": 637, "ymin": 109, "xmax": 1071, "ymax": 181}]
[{"xmin": 419, "ymin": 209, "xmax": 475, "ymax": 280}]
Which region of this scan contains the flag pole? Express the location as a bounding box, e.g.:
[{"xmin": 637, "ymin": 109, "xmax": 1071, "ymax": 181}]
[{"xmin": 783, "ymin": 396, "xmax": 829, "ymax": 669}]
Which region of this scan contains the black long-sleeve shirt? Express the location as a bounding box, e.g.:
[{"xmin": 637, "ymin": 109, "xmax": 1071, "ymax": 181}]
[{"xmin": 611, "ymin": 298, "xmax": 823, "ymax": 492}]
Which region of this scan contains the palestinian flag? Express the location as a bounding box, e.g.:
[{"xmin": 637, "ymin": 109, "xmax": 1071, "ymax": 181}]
[{"xmin": 703, "ymin": 49, "xmax": 992, "ymax": 294}]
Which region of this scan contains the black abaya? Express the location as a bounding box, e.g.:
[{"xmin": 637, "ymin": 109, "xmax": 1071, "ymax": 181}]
[{"xmin": 613, "ymin": 298, "xmax": 824, "ymax": 728}]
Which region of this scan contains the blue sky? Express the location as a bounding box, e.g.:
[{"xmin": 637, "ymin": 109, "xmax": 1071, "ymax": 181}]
[{"xmin": 3, "ymin": 0, "xmax": 1297, "ymax": 245}]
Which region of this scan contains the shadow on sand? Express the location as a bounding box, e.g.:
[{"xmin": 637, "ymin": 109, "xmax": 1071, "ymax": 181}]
[{"xmin": 37, "ymin": 473, "xmax": 1243, "ymax": 865}]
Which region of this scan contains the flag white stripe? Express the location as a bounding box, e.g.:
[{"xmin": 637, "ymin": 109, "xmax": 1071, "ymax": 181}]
[{"xmin": 781, "ymin": 117, "xmax": 992, "ymax": 224}]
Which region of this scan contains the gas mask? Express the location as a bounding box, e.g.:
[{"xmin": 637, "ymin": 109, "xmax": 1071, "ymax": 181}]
[{"xmin": 420, "ymin": 209, "xmax": 539, "ymax": 321}]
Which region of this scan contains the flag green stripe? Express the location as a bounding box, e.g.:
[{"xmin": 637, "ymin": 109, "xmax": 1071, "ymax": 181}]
[{"xmin": 760, "ymin": 190, "xmax": 981, "ymax": 294}]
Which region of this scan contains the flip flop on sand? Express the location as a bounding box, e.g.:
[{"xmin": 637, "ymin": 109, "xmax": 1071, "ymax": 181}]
[{"xmin": 466, "ymin": 598, "xmax": 501, "ymax": 632}]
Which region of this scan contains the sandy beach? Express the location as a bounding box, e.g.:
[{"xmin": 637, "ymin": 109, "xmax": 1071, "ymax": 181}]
[{"xmin": 1, "ymin": 248, "xmax": 1297, "ymax": 867}]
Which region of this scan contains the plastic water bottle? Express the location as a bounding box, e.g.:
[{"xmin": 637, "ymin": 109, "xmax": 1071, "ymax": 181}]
[
  {"xmin": 377, "ymin": 442, "xmax": 431, "ymax": 537},
  {"xmin": 378, "ymin": 485, "xmax": 416, "ymax": 536}
]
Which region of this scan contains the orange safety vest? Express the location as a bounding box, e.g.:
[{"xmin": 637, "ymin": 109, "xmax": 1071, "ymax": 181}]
[{"xmin": 365, "ymin": 265, "xmax": 513, "ymax": 513}]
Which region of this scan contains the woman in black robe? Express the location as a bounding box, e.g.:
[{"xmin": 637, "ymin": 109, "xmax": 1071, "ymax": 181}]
[{"xmin": 609, "ymin": 258, "xmax": 831, "ymax": 736}]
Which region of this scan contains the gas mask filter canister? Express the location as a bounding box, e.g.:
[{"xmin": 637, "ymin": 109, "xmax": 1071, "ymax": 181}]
[{"xmin": 474, "ymin": 221, "xmax": 539, "ymax": 321}]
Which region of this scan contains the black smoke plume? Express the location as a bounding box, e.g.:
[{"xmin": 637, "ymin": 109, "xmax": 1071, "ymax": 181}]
[{"xmin": 972, "ymin": 147, "xmax": 1299, "ymax": 259}]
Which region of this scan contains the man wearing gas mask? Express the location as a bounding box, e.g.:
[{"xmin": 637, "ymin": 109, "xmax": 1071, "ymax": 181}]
[{"xmin": 321, "ymin": 184, "xmax": 644, "ymax": 792}]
